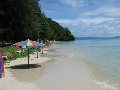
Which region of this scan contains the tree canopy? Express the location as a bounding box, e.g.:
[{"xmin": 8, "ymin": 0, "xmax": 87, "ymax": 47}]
[{"xmin": 0, "ymin": 0, "xmax": 75, "ymax": 45}]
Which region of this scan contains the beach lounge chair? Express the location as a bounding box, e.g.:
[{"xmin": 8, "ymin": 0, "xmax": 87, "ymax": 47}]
[{"xmin": 3, "ymin": 52, "xmax": 16, "ymax": 60}]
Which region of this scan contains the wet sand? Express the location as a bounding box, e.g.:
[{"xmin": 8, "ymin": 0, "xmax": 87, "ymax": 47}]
[{"xmin": 35, "ymin": 59, "xmax": 111, "ymax": 90}]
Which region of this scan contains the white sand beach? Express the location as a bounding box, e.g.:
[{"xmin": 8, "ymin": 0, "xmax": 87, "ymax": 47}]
[
  {"xmin": 0, "ymin": 46, "xmax": 112, "ymax": 90},
  {"xmin": 0, "ymin": 47, "xmax": 51, "ymax": 90}
]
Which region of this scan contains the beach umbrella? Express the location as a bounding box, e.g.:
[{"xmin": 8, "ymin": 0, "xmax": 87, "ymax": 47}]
[
  {"xmin": 33, "ymin": 41, "xmax": 43, "ymax": 58},
  {"xmin": 17, "ymin": 39, "xmax": 42, "ymax": 67},
  {"xmin": 13, "ymin": 42, "xmax": 22, "ymax": 48}
]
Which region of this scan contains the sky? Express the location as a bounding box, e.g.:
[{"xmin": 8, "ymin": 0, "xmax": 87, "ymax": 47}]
[{"xmin": 39, "ymin": 0, "xmax": 120, "ymax": 37}]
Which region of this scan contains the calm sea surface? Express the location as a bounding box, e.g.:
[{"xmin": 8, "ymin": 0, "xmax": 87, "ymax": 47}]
[{"xmin": 50, "ymin": 38, "xmax": 120, "ymax": 90}]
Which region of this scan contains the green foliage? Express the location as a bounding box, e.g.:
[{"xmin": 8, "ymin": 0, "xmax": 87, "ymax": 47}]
[{"xmin": 1, "ymin": 46, "xmax": 35, "ymax": 62}]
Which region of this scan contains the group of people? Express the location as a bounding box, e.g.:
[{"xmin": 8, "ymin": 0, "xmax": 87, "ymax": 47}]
[{"xmin": 37, "ymin": 39, "xmax": 51, "ymax": 47}]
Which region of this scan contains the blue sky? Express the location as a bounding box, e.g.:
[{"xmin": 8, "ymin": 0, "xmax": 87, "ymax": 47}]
[{"xmin": 39, "ymin": 0, "xmax": 120, "ymax": 37}]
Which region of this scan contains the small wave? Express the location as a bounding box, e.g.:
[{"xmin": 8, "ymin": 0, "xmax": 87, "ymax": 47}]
[
  {"xmin": 67, "ymin": 54, "xmax": 74, "ymax": 58},
  {"xmin": 52, "ymin": 44, "xmax": 60, "ymax": 46},
  {"xmin": 95, "ymin": 81, "xmax": 118, "ymax": 90}
]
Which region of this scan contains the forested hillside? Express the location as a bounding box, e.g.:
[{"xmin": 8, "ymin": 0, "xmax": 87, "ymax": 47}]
[{"xmin": 0, "ymin": 0, "xmax": 75, "ymax": 45}]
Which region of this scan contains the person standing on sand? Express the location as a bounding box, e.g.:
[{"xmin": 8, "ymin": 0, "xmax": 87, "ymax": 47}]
[{"xmin": 37, "ymin": 39, "xmax": 40, "ymax": 42}]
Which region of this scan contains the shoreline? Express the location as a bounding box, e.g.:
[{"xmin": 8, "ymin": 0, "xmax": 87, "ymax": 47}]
[
  {"xmin": 85, "ymin": 61, "xmax": 119, "ymax": 90},
  {"xmin": 34, "ymin": 56, "xmax": 111, "ymax": 90},
  {"xmin": 0, "ymin": 44, "xmax": 113, "ymax": 90}
]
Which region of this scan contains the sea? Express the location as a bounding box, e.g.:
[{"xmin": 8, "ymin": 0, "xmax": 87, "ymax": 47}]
[{"xmin": 49, "ymin": 37, "xmax": 120, "ymax": 90}]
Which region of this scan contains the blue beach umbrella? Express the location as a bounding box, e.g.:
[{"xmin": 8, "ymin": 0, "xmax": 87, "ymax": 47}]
[
  {"xmin": 33, "ymin": 41, "xmax": 43, "ymax": 58},
  {"xmin": 33, "ymin": 41, "xmax": 43, "ymax": 47}
]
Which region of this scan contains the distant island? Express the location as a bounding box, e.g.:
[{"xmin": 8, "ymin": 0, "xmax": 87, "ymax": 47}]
[{"xmin": 75, "ymin": 36, "xmax": 120, "ymax": 40}]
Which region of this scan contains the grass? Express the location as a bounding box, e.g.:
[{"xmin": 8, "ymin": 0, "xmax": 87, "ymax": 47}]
[{"xmin": 1, "ymin": 46, "xmax": 35, "ymax": 63}]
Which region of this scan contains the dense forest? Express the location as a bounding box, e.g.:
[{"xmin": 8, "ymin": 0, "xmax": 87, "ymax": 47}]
[{"xmin": 0, "ymin": 0, "xmax": 75, "ymax": 45}]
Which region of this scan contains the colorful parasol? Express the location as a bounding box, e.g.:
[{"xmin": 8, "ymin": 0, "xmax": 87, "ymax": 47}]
[
  {"xmin": 15, "ymin": 39, "xmax": 43, "ymax": 67},
  {"xmin": 13, "ymin": 42, "xmax": 22, "ymax": 48},
  {"xmin": 33, "ymin": 41, "xmax": 43, "ymax": 58},
  {"xmin": 18, "ymin": 39, "xmax": 37, "ymax": 47}
]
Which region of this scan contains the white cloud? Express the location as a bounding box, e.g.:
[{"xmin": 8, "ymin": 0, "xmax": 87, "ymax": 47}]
[
  {"xmin": 96, "ymin": 6, "xmax": 120, "ymax": 16},
  {"xmin": 54, "ymin": 19, "xmax": 73, "ymax": 24},
  {"xmin": 81, "ymin": 17, "xmax": 114, "ymax": 24},
  {"xmin": 54, "ymin": 18, "xmax": 120, "ymax": 37},
  {"xmin": 54, "ymin": 17, "xmax": 114, "ymax": 25},
  {"xmin": 41, "ymin": 0, "xmax": 120, "ymax": 37},
  {"xmin": 54, "ymin": 18, "xmax": 83, "ymax": 26},
  {"xmin": 103, "ymin": 7, "xmax": 120, "ymax": 16},
  {"xmin": 80, "ymin": 6, "xmax": 120, "ymax": 17},
  {"xmin": 59, "ymin": 0, "xmax": 86, "ymax": 7},
  {"xmin": 45, "ymin": 10, "xmax": 57, "ymax": 13}
]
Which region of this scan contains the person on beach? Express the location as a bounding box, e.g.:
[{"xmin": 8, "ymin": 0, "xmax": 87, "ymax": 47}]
[{"xmin": 37, "ymin": 38, "xmax": 40, "ymax": 42}]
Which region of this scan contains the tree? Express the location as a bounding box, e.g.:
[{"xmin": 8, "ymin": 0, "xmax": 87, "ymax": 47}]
[{"xmin": 0, "ymin": 0, "xmax": 75, "ymax": 46}]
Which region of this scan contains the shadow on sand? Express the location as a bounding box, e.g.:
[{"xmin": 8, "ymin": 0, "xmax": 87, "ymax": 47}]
[
  {"xmin": 9, "ymin": 63, "xmax": 44, "ymax": 82},
  {"xmin": 10, "ymin": 64, "xmax": 41, "ymax": 69}
]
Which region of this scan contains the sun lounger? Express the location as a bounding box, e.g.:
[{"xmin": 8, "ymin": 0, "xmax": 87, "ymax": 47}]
[
  {"xmin": 2, "ymin": 56, "xmax": 8, "ymax": 60},
  {"xmin": 3, "ymin": 52, "xmax": 16, "ymax": 60},
  {"xmin": 16, "ymin": 49, "xmax": 26, "ymax": 54}
]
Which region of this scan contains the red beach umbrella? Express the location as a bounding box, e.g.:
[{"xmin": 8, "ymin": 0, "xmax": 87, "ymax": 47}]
[{"xmin": 13, "ymin": 41, "xmax": 23, "ymax": 48}]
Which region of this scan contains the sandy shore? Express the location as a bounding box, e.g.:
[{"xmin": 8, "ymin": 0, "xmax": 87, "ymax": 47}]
[
  {"xmin": 0, "ymin": 45, "xmax": 111, "ymax": 90},
  {"xmin": 0, "ymin": 47, "xmax": 51, "ymax": 90}
]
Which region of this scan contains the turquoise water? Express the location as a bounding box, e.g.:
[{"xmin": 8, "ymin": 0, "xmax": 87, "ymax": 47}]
[{"xmin": 52, "ymin": 38, "xmax": 120, "ymax": 90}]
